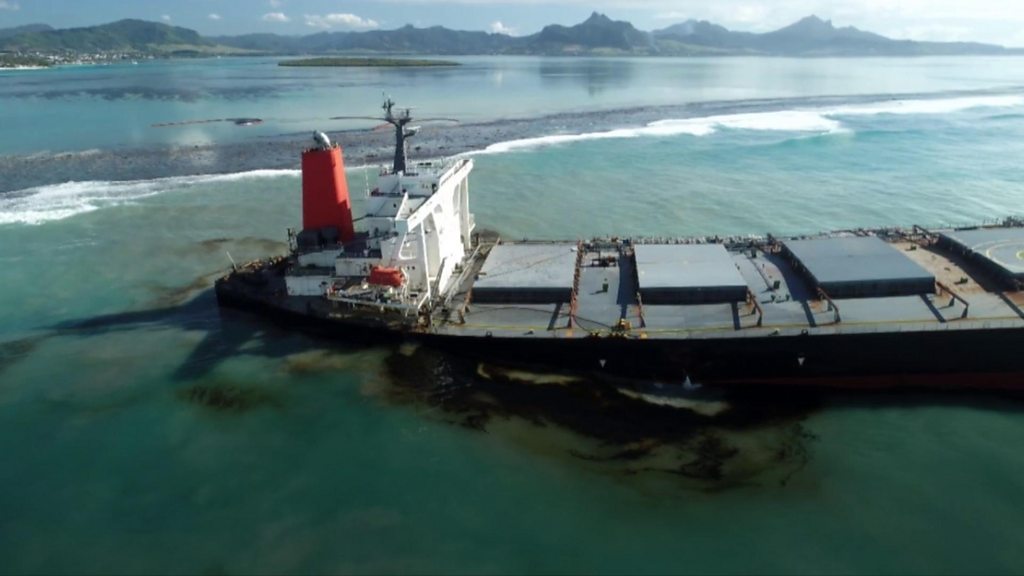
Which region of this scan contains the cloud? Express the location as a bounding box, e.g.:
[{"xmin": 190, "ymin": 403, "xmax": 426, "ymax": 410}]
[
  {"xmin": 489, "ymin": 21, "xmax": 517, "ymax": 35},
  {"xmin": 268, "ymin": 0, "xmax": 284, "ymax": 7},
  {"xmin": 160, "ymin": 14, "xmax": 171, "ymax": 22},
  {"xmin": 0, "ymin": 1, "xmax": 19, "ymax": 11},
  {"xmin": 304, "ymin": 13, "xmax": 380, "ymax": 30},
  {"xmin": 888, "ymin": 24, "xmax": 972, "ymax": 42},
  {"xmin": 683, "ymin": 4, "xmax": 770, "ymax": 28},
  {"xmin": 262, "ymin": 12, "xmax": 290, "ymax": 23},
  {"xmin": 208, "ymin": 13, "xmax": 222, "ymax": 21}
]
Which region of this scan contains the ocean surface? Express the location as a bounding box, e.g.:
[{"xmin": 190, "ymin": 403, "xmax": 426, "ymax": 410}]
[{"xmin": 2, "ymin": 56, "xmax": 1024, "ymax": 574}]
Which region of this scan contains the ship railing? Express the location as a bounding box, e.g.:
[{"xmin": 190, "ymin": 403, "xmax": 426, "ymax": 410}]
[
  {"xmin": 997, "ymin": 292, "xmax": 1024, "ymax": 321},
  {"xmin": 746, "ymin": 289, "xmax": 765, "ymax": 328},
  {"xmin": 620, "ymin": 312, "xmax": 1024, "ymax": 340},
  {"xmin": 326, "ymin": 292, "xmax": 428, "ymax": 316},
  {"xmin": 443, "ymin": 245, "xmax": 484, "ymax": 309},
  {"xmin": 567, "ymin": 240, "xmax": 584, "ymax": 329},
  {"xmin": 457, "ymin": 288, "xmax": 473, "ymax": 324},
  {"xmin": 817, "ymin": 288, "xmax": 841, "ymax": 324},
  {"xmin": 625, "ymin": 245, "xmax": 646, "ymax": 329},
  {"xmin": 750, "ymin": 254, "xmax": 778, "ymax": 293},
  {"xmin": 436, "ymin": 157, "xmax": 471, "ymax": 189},
  {"xmin": 936, "ymin": 281, "xmax": 970, "ymax": 319},
  {"xmin": 635, "ymin": 290, "xmax": 647, "ymax": 329},
  {"xmin": 911, "ymin": 224, "xmax": 939, "ymax": 245},
  {"xmin": 428, "ymin": 257, "xmax": 447, "ymax": 301}
]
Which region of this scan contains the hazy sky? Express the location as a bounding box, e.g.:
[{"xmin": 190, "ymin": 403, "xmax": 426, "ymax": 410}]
[{"xmin": 1, "ymin": 0, "xmax": 1023, "ymax": 46}]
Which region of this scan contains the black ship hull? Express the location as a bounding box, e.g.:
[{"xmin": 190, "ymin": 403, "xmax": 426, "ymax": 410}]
[{"xmin": 216, "ymin": 275, "xmax": 1024, "ymax": 391}]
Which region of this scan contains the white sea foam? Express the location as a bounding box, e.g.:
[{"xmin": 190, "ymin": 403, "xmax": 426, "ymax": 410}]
[
  {"xmin": 480, "ymin": 93, "xmax": 1024, "ymax": 155},
  {"xmin": 0, "ymin": 169, "xmax": 300, "ymax": 226},
  {"xmin": 479, "ymin": 109, "xmax": 844, "ymax": 154},
  {"xmin": 826, "ymin": 94, "xmax": 1024, "ymax": 117},
  {"xmin": 481, "ymin": 123, "xmax": 715, "ymax": 154},
  {"xmin": 650, "ymin": 109, "xmax": 846, "ymax": 136}
]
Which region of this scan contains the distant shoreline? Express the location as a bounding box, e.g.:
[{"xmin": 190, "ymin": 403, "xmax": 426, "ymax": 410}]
[
  {"xmin": 0, "ymin": 56, "xmax": 52, "ymax": 69},
  {"xmin": 278, "ymin": 57, "xmax": 461, "ymax": 68}
]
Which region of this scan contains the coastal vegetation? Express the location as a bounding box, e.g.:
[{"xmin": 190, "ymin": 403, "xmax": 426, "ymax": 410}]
[
  {"xmin": 279, "ymin": 57, "xmax": 460, "ymax": 67},
  {"xmin": 0, "ymin": 54, "xmax": 51, "ymax": 68},
  {"xmin": 0, "ymin": 23, "xmax": 53, "ymax": 39}
]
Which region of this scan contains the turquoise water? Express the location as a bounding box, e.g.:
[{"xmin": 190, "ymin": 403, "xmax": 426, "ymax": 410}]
[
  {"xmin": 3, "ymin": 57, "xmax": 1024, "ymax": 574},
  {"xmin": 4, "ymin": 55, "xmax": 1024, "ymax": 154}
]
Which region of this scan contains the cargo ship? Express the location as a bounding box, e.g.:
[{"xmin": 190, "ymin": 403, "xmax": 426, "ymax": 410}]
[{"xmin": 215, "ymin": 99, "xmax": 1024, "ymax": 389}]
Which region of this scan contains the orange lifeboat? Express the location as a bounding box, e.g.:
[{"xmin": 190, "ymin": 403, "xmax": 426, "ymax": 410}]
[{"xmin": 368, "ymin": 266, "xmax": 404, "ymax": 287}]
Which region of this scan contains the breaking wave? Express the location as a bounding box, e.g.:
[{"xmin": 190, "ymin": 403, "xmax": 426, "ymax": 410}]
[
  {"xmin": 481, "ymin": 93, "xmax": 1024, "ymax": 154},
  {"xmin": 0, "ymin": 169, "xmax": 299, "ymax": 226},
  {"xmin": 827, "ymin": 94, "xmax": 1024, "ymax": 117}
]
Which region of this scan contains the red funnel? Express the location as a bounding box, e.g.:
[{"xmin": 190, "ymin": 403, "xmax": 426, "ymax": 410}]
[{"xmin": 301, "ymin": 146, "xmax": 354, "ymax": 243}]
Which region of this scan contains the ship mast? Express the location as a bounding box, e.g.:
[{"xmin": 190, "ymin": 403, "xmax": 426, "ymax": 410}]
[
  {"xmin": 382, "ymin": 97, "xmax": 417, "ymax": 174},
  {"xmin": 331, "ymin": 97, "xmax": 451, "ymax": 175}
]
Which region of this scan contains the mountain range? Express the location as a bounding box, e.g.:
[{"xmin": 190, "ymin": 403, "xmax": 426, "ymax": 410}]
[
  {"xmin": 0, "ymin": 23, "xmax": 54, "ymax": 40},
  {"xmin": 0, "ymin": 13, "xmax": 1018, "ymax": 57},
  {"xmin": 0, "ymin": 20, "xmax": 216, "ymax": 54}
]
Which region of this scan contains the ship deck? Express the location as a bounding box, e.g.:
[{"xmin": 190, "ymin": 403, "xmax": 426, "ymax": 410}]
[{"xmin": 435, "ymin": 226, "xmax": 1024, "ymax": 341}]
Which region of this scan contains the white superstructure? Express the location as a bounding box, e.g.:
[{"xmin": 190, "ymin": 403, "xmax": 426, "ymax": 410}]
[{"xmin": 285, "ymin": 157, "xmax": 476, "ymax": 314}]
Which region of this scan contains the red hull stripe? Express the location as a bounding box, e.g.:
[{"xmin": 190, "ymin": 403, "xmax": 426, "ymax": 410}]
[{"xmin": 714, "ymin": 372, "xmax": 1024, "ymax": 389}]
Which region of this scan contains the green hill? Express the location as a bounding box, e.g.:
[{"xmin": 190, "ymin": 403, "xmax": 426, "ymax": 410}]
[
  {"xmin": 529, "ymin": 12, "xmax": 652, "ymax": 54},
  {"xmin": 0, "ymin": 19, "xmax": 220, "ymax": 53},
  {"xmin": 0, "ymin": 24, "xmax": 53, "ymax": 40}
]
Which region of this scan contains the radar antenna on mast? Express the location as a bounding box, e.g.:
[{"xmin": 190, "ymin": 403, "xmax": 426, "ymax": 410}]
[
  {"xmin": 381, "ymin": 94, "xmax": 416, "ymax": 174},
  {"xmin": 330, "ymin": 95, "xmax": 457, "ymax": 175}
]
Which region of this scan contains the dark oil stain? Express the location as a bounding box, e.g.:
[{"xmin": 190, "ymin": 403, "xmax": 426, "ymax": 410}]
[
  {"xmin": 773, "ymin": 424, "xmax": 818, "ymax": 486},
  {"xmin": 0, "ymin": 335, "xmax": 47, "ymax": 376},
  {"xmin": 281, "ymin": 349, "xmax": 363, "ymax": 375},
  {"xmin": 147, "ymin": 271, "xmax": 223, "ymax": 307},
  {"xmin": 145, "ymin": 236, "xmax": 286, "ymax": 307},
  {"xmin": 676, "ymin": 432, "xmax": 740, "ymax": 481},
  {"xmin": 199, "ymin": 238, "xmax": 232, "ymax": 249},
  {"xmin": 570, "ymin": 438, "xmax": 662, "ymax": 463},
  {"xmin": 378, "ymin": 345, "xmax": 823, "ymax": 490},
  {"xmin": 178, "ymin": 383, "xmax": 282, "ymax": 413},
  {"xmin": 197, "ymin": 236, "xmax": 288, "ymax": 256}
]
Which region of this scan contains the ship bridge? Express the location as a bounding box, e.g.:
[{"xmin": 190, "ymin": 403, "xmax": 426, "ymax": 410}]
[
  {"xmin": 283, "ymin": 121, "xmax": 476, "ymax": 314},
  {"xmin": 284, "ymin": 150, "xmax": 475, "ymax": 311}
]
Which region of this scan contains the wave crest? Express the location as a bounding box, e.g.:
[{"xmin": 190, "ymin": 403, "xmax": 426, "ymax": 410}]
[
  {"xmin": 481, "ymin": 93, "xmax": 1024, "ymax": 154},
  {"xmin": 0, "ymin": 169, "xmax": 299, "ymax": 226}
]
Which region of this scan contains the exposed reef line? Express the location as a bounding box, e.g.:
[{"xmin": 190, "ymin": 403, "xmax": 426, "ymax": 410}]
[{"xmin": 2, "ymin": 87, "xmax": 1021, "ymax": 194}]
